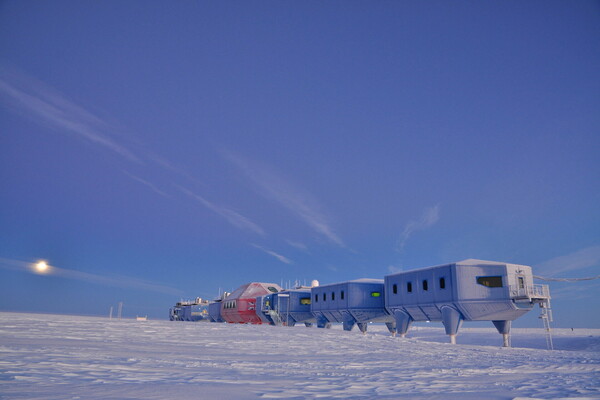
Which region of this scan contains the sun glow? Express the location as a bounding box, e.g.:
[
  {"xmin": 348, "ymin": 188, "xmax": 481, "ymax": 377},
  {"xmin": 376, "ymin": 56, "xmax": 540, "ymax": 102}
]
[{"xmin": 35, "ymin": 261, "xmax": 49, "ymax": 273}]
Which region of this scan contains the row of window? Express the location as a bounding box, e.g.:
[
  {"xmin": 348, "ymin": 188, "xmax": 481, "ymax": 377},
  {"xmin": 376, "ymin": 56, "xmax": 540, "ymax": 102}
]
[
  {"xmin": 223, "ymin": 300, "xmax": 237, "ymax": 309},
  {"xmin": 391, "ymin": 277, "xmax": 446, "ymax": 295},
  {"xmin": 313, "ymin": 291, "xmax": 381, "ymax": 302},
  {"xmin": 390, "ymin": 276, "xmax": 503, "ymax": 294}
]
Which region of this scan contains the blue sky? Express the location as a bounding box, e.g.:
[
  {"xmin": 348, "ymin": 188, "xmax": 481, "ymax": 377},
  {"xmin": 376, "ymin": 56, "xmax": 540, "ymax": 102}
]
[{"xmin": 1, "ymin": 1, "xmax": 599, "ymax": 327}]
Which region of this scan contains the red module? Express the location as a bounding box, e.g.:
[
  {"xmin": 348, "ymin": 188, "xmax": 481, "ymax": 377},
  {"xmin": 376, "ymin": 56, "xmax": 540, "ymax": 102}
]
[{"xmin": 221, "ymin": 282, "xmax": 282, "ymax": 324}]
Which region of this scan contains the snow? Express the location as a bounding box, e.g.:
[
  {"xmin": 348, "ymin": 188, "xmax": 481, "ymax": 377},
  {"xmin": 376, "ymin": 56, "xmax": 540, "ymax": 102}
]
[{"xmin": 0, "ymin": 312, "xmax": 598, "ymax": 400}]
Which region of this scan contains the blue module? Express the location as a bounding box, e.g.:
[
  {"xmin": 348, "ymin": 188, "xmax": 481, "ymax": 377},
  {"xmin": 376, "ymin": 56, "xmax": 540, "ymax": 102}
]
[
  {"xmin": 255, "ymin": 293, "xmax": 276, "ymax": 325},
  {"xmin": 169, "ymin": 298, "xmax": 210, "ymax": 321},
  {"xmin": 274, "ymin": 289, "xmax": 315, "ymax": 327},
  {"xmin": 311, "ymin": 279, "xmax": 395, "ymax": 333},
  {"xmin": 384, "ymin": 259, "xmax": 551, "ymax": 346},
  {"xmin": 208, "ymin": 301, "xmax": 225, "ymax": 323}
]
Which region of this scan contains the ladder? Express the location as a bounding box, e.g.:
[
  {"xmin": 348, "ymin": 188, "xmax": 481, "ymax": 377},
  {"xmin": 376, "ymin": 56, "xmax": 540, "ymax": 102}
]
[
  {"xmin": 539, "ymin": 297, "xmax": 554, "ymax": 350},
  {"xmin": 268, "ymin": 310, "xmax": 283, "ymax": 326}
]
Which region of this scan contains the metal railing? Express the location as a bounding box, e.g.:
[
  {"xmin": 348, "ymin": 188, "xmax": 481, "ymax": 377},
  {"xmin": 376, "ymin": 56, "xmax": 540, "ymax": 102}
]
[{"xmin": 509, "ymin": 283, "xmax": 550, "ymax": 300}]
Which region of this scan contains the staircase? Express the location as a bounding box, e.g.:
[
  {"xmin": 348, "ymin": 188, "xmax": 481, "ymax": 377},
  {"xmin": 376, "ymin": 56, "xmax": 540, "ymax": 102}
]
[
  {"xmin": 539, "ymin": 296, "xmax": 554, "ymax": 350},
  {"xmin": 510, "ymin": 283, "xmax": 553, "ymax": 350},
  {"xmin": 268, "ymin": 310, "xmax": 283, "ymax": 326}
]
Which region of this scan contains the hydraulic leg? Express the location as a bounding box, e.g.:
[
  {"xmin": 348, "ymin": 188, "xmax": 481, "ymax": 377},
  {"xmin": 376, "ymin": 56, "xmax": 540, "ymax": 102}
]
[
  {"xmin": 492, "ymin": 320, "xmax": 511, "ymax": 347},
  {"xmin": 441, "ymin": 306, "xmax": 463, "ymax": 344},
  {"xmin": 394, "ymin": 310, "xmax": 412, "ymax": 338}
]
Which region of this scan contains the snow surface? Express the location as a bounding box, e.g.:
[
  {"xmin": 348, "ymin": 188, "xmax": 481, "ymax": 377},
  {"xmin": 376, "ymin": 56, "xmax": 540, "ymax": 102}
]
[{"xmin": 0, "ymin": 312, "xmax": 598, "ymax": 400}]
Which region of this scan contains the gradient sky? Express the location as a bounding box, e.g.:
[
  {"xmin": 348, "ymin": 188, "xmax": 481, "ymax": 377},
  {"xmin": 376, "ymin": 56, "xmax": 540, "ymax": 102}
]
[{"xmin": 1, "ymin": 1, "xmax": 599, "ymax": 327}]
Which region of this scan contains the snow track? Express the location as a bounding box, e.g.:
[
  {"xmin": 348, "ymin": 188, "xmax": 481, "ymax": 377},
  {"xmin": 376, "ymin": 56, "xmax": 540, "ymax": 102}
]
[{"xmin": 0, "ymin": 313, "xmax": 598, "ymax": 399}]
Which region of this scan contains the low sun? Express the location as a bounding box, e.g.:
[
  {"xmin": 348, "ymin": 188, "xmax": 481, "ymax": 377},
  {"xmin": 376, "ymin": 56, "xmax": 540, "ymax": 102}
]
[{"xmin": 35, "ymin": 261, "xmax": 49, "ymax": 273}]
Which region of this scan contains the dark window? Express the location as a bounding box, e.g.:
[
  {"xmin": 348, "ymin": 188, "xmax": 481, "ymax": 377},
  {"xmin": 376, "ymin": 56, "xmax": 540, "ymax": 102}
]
[
  {"xmin": 341, "ymin": 290, "xmax": 344, "ymax": 300},
  {"xmin": 439, "ymin": 277, "xmax": 446, "ymax": 289},
  {"xmin": 393, "ymin": 284, "xmax": 397, "ymax": 294},
  {"xmin": 423, "ymin": 280, "xmax": 428, "ymax": 291},
  {"xmin": 332, "ymin": 292, "xmax": 335, "ymax": 300},
  {"xmin": 323, "ymin": 293, "xmax": 327, "ymax": 301},
  {"xmin": 268, "ymin": 286, "xmax": 279, "ymax": 293},
  {"xmin": 370, "ymin": 291, "xmax": 381, "ymax": 297},
  {"xmin": 477, "ymin": 276, "xmax": 503, "ymax": 288},
  {"xmin": 407, "ymin": 282, "xmax": 412, "ymax": 293},
  {"xmin": 315, "ymin": 294, "xmax": 318, "ymax": 302},
  {"xmin": 300, "ymin": 298, "xmax": 311, "ymax": 305}
]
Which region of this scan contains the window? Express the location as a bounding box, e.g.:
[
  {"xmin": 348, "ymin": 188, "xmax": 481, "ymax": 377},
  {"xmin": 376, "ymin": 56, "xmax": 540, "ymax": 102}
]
[
  {"xmin": 423, "ymin": 280, "xmax": 428, "ymax": 291},
  {"xmin": 300, "ymin": 298, "xmax": 311, "ymax": 305},
  {"xmin": 315, "ymin": 294, "xmax": 318, "ymax": 302},
  {"xmin": 407, "ymin": 282, "xmax": 413, "ymax": 293},
  {"xmin": 268, "ymin": 286, "xmax": 279, "ymax": 293},
  {"xmin": 392, "ymin": 284, "xmax": 397, "ymax": 294},
  {"xmin": 323, "ymin": 293, "xmax": 327, "ymax": 301},
  {"xmin": 265, "ymin": 300, "xmax": 270, "ymax": 307},
  {"xmin": 439, "ymin": 277, "xmax": 446, "ymax": 289},
  {"xmin": 477, "ymin": 276, "xmax": 503, "ymax": 288},
  {"xmin": 518, "ymin": 277, "xmax": 525, "ymax": 289},
  {"xmin": 341, "ymin": 290, "xmax": 344, "ymax": 300},
  {"xmin": 332, "ymin": 292, "xmax": 335, "ymax": 300},
  {"xmin": 370, "ymin": 291, "xmax": 381, "ymax": 297}
]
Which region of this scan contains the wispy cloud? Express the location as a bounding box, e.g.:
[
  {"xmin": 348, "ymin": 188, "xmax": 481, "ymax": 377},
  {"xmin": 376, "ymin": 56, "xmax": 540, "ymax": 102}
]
[
  {"xmin": 251, "ymin": 244, "xmax": 292, "ymax": 264},
  {"xmin": 0, "ymin": 71, "xmax": 139, "ymax": 162},
  {"xmin": 286, "ymin": 240, "xmax": 309, "ymax": 252},
  {"xmin": 176, "ymin": 185, "xmax": 265, "ymax": 236},
  {"xmin": 124, "ymin": 171, "xmax": 170, "ymax": 198},
  {"xmin": 534, "ymin": 245, "xmax": 600, "ymax": 277},
  {"xmin": 396, "ymin": 204, "xmax": 440, "ymax": 252},
  {"xmin": 545, "ymin": 280, "xmax": 600, "ymax": 301},
  {"xmin": 0, "ymin": 257, "xmax": 183, "ymax": 296},
  {"xmin": 223, "ymin": 151, "xmax": 345, "ymax": 247},
  {"xmin": 0, "ymin": 69, "xmax": 266, "ymax": 238}
]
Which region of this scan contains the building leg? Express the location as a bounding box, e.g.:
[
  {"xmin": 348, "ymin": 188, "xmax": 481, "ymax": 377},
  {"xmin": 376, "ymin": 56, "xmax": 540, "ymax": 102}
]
[
  {"xmin": 492, "ymin": 320, "xmax": 511, "ymax": 347},
  {"xmin": 357, "ymin": 322, "xmax": 368, "ymax": 334},
  {"xmin": 385, "ymin": 322, "xmax": 396, "ymax": 336},
  {"xmin": 394, "ymin": 310, "xmax": 412, "ymax": 338},
  {"xmin": 441, "ymin": 306, "xmax": 463, "ymax": 344},
  {"xmin": 343, "ymin": 319, "xmax": 355, "ymax": 331}
]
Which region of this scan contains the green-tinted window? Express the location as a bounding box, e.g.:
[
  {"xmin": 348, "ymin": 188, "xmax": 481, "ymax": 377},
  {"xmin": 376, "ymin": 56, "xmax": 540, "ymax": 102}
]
[
  {"xmin": 268, "ymin": 286, "xmax": 279, "ymax": 293},
  {"xmin": 477, "ymin": 276, "xmax": 503, "ymax": 288},
  {"xmin": 370, "ymin": 291, "xmax": 381, "ymax": 297},
  {"xmin": 300, "ymin": 298, "xmax": 311, "ymax": 305}
]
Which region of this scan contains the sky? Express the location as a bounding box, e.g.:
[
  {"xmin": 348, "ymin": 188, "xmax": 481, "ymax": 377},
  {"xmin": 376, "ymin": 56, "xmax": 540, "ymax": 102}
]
[{"xmin": 0, "ymin": 1, "xmax": 599, "ymax": 327}]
